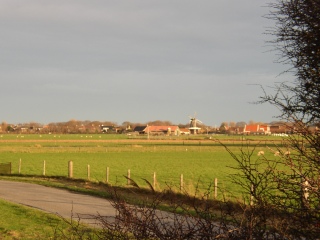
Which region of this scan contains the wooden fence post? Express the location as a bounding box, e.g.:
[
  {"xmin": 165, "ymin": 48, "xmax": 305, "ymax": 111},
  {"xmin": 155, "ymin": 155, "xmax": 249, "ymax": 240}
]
[
  {"xmin": 250, "ymin": 184, "xmax": 254, "ymax": 206},
  {"xmin": 19, "ymin": 158, "xmax": 21, "ymax": 174},
  {"xmin": 214, "ymin": 178, "xmax": 218, "ymax": 199},
  {"xmin": 68, "ymin": 161, "xmax": 73, "ymax": 178},
  {"xmin": 87, "ymin": 165, "xmax": 90, "ymax": 180},
  {"xmin": 106, "ymin": 167, "xmax": 109, "ymax": 183},
  {"xmin": 180, "ymin": 174, "xmax": 183, "ymax": 191},
  {"xmin": 43, "ymin": 160, "xmax": 46, "ymax": 176},
  {"xmin": 127, "ymin": 169, "xmax": 131, "ymax": 185},
  {"xmin": 153, "ymin": 172, "xmax": 156, "ymax": 190}
]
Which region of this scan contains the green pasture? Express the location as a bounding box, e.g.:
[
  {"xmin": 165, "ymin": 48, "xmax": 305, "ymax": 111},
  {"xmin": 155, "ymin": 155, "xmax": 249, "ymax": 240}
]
[
  {"xmin": 0, "ymin": 198, "xmax": 98, "ymax": 239},
  {"xmin": 0, "ymin": 132, "xmax": 288, "ymax": 142},
  {"xmin": 0, "ymin": 134, "xmax": 287, "ymax": 198}
]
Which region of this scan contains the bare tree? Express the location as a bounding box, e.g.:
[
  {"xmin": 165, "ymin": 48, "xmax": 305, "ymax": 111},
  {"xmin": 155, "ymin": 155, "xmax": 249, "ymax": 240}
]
[
  {"xmin": 1, "ymin": 121, "xmax": 8, "ymax": 133},
  {"xmin": 236, "ymin": 121, "xmax": 247, "ymax": 127},
  {"xmin": 229, "ymin": 121, "xmax": 236, "ymax": 128},
  {"xmin": 223, "ymin": 1, "xmax": 320, "ymax": 239},
  {"xmin": 147, "ymin": 120, "xmax": 173, "ymax": 126},
  {"xmin": 263, "ymin": 0, "xmax": 320, "ymax": 124}
]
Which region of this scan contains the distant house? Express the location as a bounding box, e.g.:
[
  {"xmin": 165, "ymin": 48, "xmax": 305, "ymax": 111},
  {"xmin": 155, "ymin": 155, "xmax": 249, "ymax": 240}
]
[
  {"xmin": 270, "ymin": 125, "xmax": 289, "ymax": 134},
  {"xmin": 132, "ymin": 126, "xmax": 147, "ymax": 134},
  {"xmin": 19, "ymin": 127, "xmax": 29, "ymax": 133},
  {"xmin": 227, "ymin": 127, "xmax": 239, "ymax": 134},
  {"xmin": 237, "ymin": 127, "xmax": 245, "ymax": 134},
  {"xmin": 145, "ymin": 126, "xmax": 180, "ymax": 136},
  {"xmin": 219, "ymin": 125, "xmax": 229, "ymax": 133},
  {"xmin": 179, "ymin": 128, "xmax": 190, "ymax": 135},
  {"xmin": 100, "ymin": 125, "xmax": 114, "ymax": 133},
  {"xmin": 308, "ymin": 125, "xmax": 319, "ymax": 133},
  {"xmin": 243, "ymin": 124, "xmax": 271, "ymax": 135}
]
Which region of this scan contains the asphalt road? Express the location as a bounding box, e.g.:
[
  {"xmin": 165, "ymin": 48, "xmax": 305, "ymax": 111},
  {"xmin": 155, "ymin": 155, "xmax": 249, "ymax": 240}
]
[{"xmin": 0, "ymin": 180, "xmax": 116, "ymax": 227}]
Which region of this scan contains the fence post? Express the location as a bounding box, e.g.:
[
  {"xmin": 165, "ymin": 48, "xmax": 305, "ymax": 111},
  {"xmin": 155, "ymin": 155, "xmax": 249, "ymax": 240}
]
[
  {"xmin": 68, "ymin": 161, "xmax": 73, "ymax": 178},
  {"xmin": 153, "ymin": 172, "xmax": 156, "ymax": 190},
  {"xmin": 106, "ymin": 167, "xmax": 109, "ymax": 183},
  {"xmin": 180, "ymin": 174, "xmax": 183, "ymax": 191},
  {"xmin": 19, "ymin": 158, "xmax": 21, "ymax": 174},
  {"xmin": 250, "ymin": 184, "xmax": 254, "ymax": 206},
  {"xmin": 214, "ymin": 178, "xmax": 218, "ymax": 199},
  {"xmin": 43, "ymin": 160, "xmax": 46, "ymax": 176},
  {"xmin": 127, "ymin": 169, "xmax": 131, "ymax": 185},
  {"xmin": 87, "ymin": 165, "xmax": 90, "ymax": 180}
]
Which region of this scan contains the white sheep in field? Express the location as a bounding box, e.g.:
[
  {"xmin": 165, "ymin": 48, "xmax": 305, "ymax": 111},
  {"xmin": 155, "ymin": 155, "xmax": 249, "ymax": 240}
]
[
  {"xmin": 284, "ymin": 151, "xmax": 290, "ymax": 156},
  {"xmin": 258, "ymin": 151, "xmax": 265, "ymax": 156},
  {"xmin": 274, "ymin": 151, "xmax": 280, "ymax": 156}
]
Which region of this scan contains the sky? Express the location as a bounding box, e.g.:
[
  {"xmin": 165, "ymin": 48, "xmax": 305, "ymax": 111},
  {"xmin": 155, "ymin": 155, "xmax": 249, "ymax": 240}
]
[{"xmin": 0, "ymin": 0, "xmax": 291, "ymax": 126}]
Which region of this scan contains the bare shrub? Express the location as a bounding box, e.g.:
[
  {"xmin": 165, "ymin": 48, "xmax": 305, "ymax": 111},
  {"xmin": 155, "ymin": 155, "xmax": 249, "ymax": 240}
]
[{"xmin": 86, "ymin": 179, "xmax": 294, "ymax": 239}]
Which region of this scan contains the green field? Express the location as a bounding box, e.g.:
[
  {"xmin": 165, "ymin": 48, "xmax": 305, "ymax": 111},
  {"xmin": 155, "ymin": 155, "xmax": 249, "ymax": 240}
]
[
  {"xmin": 0, "ymin": 198, "xmax": 99, "ymax": 239},
  {"xmin": 0, "ymin": 134, "xmax": 285, "ymax": 198}
]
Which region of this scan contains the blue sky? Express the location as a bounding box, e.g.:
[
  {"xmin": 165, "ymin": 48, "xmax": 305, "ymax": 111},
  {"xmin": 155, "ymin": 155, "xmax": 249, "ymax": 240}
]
[{"xmin": 0, "ymin": 0, "xmax": 289, "ymax": 126}]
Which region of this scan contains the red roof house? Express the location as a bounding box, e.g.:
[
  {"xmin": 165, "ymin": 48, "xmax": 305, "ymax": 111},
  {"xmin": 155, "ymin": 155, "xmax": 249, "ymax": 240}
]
[{"xmin": 243, "ymin": 124, "xmax": 270, "ymax": 134}]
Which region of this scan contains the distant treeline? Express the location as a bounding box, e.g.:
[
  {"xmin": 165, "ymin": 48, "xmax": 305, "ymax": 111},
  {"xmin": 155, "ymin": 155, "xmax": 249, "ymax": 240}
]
[
  {"xmin": 1, "ymin": 119, "xmax": 300, "ymax": 135},
  {"xmin": 0, "ymin": 120, "xmax": 190, "ymax": 134}
]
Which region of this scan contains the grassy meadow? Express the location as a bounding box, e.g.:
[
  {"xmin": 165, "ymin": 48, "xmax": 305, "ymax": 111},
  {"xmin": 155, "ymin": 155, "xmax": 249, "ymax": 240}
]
[{"xmin": 0, "ymin": 133, "xmax": 285, "ymax": 198}]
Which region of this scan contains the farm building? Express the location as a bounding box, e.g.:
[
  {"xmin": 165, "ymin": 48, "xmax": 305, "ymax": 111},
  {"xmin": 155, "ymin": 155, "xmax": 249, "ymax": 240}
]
[
  {"xmin": 243, "ymin": 124, "xmax": 271, "ymax": 135},
  {"xmin": 227, "ymin": 127, "xmax": 244, "ymax": 134},
  {"xmin": 145, "ymin": 125, "xmax": 180, "ymax": 136},
  {"xmin": 270, "ymin": 125, "xmax": 290, "ymax": 134},
  {"xmin": 133, "ymin": 126, "xmax": 147, "ymax": 134},
  {"xmin": 179, "ymin": 128, "xmax": 190, "ymax": 135},
  {"xmin": 100, "ymin": 125, "xmax": 116, "ymax": 133}
]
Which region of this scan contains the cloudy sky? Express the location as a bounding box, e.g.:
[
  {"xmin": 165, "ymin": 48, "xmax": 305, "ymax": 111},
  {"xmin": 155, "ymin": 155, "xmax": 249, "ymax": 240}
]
[{"xmin": 1, "ymin": 0, "xmax": 290, "ymax": 126}]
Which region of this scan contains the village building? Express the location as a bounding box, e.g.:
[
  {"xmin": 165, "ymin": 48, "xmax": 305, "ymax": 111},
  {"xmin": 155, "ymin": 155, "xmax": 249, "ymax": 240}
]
[
  {"xmin": 100, "ymin": 125, "xmax": 115, "ymax": 133},
  {"xmin": 179, "ymin": 128, "xmax": 190, "ymax": 135},
  {"xmin": 145, "ymin": 125, "xmax": 180, "ymax": 136},
  {"xmin": 242, "ymin": 124, "xmax": 271, "ymax": 135},
  {"xmin": 133, "ymin": 126, "xmax": 147, "ymax": 135}
]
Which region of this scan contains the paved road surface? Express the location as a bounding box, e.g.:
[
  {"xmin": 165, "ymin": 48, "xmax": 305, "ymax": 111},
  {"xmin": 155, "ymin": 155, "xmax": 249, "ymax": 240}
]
[
  {"xmin": 0, "ymin": 180, "xmax": 116, "ymax": 227},
  {"xmin": 0, "ymin": 180, "xmax": 223, "ymax": 238}
]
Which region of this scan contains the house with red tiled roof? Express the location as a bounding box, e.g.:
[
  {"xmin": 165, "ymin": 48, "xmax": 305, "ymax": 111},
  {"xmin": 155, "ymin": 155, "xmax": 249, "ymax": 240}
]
[
  {"xmin": 179, "ymin": 128, "xmax": 190, "ymax": 135},
  {"xmin": 145, "ymin": 125, "xmax": 180, "ymax": 136},
  {"xmin": 243, "ymin": 124, "xmax": 271, "ymax": 135}
]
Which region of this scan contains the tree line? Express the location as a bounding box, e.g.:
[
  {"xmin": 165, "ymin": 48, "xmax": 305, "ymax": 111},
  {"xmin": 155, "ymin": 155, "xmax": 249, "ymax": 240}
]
[{"xmin": 0, "ymin": 119, "xmax": 285, "ymax": 134}]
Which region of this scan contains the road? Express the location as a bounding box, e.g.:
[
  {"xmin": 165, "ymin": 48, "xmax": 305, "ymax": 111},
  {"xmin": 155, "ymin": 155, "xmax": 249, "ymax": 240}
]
[
  {"xmin": 0, "ymin": 180, "xmax": 116, "ymax": 227},
  {"xmin": 0, "ymin": 180, "xmax": 225, "ymax": 238}
]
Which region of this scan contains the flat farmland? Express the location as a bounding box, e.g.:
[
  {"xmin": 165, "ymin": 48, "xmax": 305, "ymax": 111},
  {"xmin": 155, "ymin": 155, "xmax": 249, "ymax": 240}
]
[{"xmin": 0, "ymin": 134, "xmax": 285, "ymax": 198}]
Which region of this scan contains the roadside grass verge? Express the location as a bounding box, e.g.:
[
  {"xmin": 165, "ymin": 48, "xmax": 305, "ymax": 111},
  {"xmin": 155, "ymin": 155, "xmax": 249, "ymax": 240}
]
[
  {"xmin": 0, "ymin": 175, "xmax": 242, "ymax": 217},
  {"xmin": 0, "ymin": 197, "xmax": 100, "ymax": 239}
]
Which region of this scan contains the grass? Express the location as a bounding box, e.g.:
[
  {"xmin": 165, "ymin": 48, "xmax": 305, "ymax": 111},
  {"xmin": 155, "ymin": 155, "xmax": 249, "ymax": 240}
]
[
  {"xmin": 0, "ymin": 133, "xmax": 296, "ymax": 238},
  {"xmin": 0, "ymin": 198, "xmax": 92, "ymax": 239},
  {"xmin": 0, "ymin": 133, "xmax": 285, "ymax": 197},
  {"xmin": 0, "ymin": 176, "xmax": 112, "ymax": 239}
]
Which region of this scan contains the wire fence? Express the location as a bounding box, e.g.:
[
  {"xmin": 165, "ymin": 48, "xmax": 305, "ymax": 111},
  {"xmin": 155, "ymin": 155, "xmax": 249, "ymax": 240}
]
[{"xmin": 0, "ymin": 162, "xmax": 11, "ymax": 174}]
